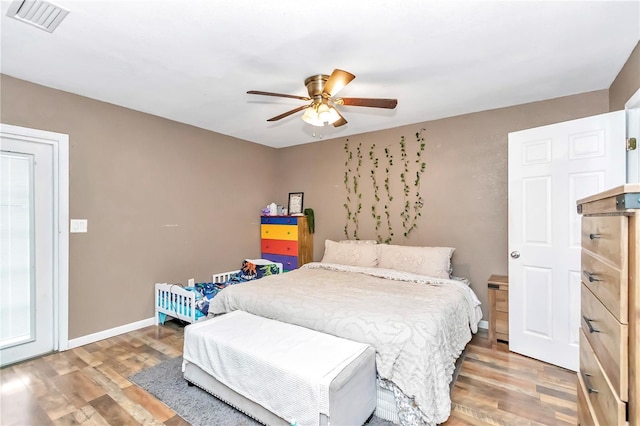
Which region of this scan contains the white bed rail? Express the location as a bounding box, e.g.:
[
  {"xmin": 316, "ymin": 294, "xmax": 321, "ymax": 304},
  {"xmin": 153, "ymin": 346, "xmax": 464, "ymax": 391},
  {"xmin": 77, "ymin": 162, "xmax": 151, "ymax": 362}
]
[
  {"xmin": 212, "ymin": 261, "xmax": 283, "ymax": 283},
  {"xmin": 155, "ymin": 271, "xmax": 241, "ymax": 325},
  {"xmin": 155, "ymin": 261, "xmax": 282, "ymax": 325},
  {"xmin": 212, "ymin": 270, "xmax": 241, "ymax": 284},
  {"xmin": 155, "ymin": 281, "xmax": 202, "ymax": 325}
]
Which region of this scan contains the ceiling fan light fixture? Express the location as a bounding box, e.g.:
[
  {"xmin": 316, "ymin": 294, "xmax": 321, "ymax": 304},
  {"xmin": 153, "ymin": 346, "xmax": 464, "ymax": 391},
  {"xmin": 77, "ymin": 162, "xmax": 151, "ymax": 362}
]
[
  {"xmin": 302, "ymin": 103, "xmax": 340, "ymax": 127},
  {"xmin": 248, "ymin": 68, "xmax": 397, "ymax": 126}
]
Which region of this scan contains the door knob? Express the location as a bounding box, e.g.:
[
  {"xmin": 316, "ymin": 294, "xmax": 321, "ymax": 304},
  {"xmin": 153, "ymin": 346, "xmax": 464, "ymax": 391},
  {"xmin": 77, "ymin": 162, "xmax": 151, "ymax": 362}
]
[{"xmin": 510, "ymin": 251, "xmax": 520, "ymax": 259}]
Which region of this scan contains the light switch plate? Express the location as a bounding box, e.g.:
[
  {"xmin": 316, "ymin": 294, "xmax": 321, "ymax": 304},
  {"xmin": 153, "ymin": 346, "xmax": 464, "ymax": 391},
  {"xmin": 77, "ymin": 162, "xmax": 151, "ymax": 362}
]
[{"xmin": 70, "ymin": 219, "xmax": 88, "ymax": 233}]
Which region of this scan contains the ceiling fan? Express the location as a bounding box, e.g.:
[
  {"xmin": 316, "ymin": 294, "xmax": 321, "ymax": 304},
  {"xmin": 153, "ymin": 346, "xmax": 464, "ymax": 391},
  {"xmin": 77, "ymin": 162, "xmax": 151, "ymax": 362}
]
[{"xmin": 247, "ymin": 69, "xmax": 398, "ymax": 127}]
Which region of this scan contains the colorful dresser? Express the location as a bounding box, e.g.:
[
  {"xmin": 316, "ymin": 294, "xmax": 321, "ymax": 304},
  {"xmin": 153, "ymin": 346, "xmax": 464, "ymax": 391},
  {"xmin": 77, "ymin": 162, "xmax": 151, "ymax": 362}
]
[{"xmin": 260, "ymin": 215, "xmax": 313, "ymax": 271}]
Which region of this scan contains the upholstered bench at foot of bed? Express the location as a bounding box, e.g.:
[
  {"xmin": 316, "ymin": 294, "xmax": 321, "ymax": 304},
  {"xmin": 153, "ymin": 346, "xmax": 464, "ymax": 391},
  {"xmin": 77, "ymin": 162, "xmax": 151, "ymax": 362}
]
[{"xmin": 182, "ymin": 310, "xmax": 377, "ymax": 426}]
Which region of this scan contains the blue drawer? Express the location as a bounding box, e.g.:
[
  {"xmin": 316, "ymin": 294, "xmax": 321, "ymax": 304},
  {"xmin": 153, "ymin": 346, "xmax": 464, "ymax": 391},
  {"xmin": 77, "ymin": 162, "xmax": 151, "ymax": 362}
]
[
  {"xmin": 261, "ymin": 253, "xmax": 298, "ymax": 271},
  {"xmin": 261, "ymin": 216, "xmax": 299, "ymax": 225}
]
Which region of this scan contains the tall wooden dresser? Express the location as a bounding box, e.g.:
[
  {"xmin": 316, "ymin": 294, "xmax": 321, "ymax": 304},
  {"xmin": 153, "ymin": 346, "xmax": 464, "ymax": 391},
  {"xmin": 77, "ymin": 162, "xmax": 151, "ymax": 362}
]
[
  {"xmin": 576, "ymin": 184, "xmax": 640, "ymax": 426},
  {"xmin": 260, "ymin": 215, "xmax": 313, "ymax": 271}
]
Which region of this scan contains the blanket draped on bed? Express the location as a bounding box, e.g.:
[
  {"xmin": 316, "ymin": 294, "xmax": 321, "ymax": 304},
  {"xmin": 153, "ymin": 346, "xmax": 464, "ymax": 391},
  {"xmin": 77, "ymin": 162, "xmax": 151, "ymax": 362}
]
[
  {"xmin": 180, "ymin": 261, "xmax": 282, "ymax": 318},
  {"xmin": 209, "ymin": 262, "xmax": 482, "ymax": 425}
]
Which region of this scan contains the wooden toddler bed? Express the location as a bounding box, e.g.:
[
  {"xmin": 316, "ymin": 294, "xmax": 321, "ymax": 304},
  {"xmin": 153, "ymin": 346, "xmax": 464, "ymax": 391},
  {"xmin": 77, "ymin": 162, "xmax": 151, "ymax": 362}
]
[{"xmin": 154, "ymin": 259, "xmax": 282, "ymax": 325}]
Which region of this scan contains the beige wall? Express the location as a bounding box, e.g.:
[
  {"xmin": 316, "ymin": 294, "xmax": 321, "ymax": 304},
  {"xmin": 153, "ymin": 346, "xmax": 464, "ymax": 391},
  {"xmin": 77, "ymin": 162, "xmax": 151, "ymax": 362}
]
[
  {"xmin": 1, "ymin": 75, "xmax": 279, "ymax": 338},
  {"xmin": 2, "ymin": 40, "xmax": 638, "ymax": 340},
  {"xmin": 275, "ymin": 42, "xmax": 640, "ymax": 320},
  {"xmin": 610, "ymin": 42, "xmax": 640, "ymax": 111},
  {"xmin": 276, "ymin": 90, "xmax": 610, "ymax": 318}
]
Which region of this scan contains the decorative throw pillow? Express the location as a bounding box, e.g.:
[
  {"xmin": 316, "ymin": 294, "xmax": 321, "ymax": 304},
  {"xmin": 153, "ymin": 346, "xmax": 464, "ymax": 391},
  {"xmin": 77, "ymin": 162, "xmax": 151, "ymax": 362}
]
[
  {"xmin": 321, "ymin": 239, "xmax": 378, "ymax": 267},
  {"xmin": 377, "ymin": 245, "xmax": 455, "ymax": 278}
]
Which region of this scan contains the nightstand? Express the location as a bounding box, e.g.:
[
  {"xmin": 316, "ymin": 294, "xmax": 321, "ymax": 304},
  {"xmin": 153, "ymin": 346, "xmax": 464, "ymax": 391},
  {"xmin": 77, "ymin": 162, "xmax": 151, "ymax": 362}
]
[{"xmin": 488, "ymin": 274, "xmax": 509, "ymax": 344}]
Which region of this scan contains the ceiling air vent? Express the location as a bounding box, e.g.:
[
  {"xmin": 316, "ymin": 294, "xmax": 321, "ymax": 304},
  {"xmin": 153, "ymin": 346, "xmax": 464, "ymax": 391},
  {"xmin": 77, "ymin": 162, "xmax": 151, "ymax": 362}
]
[{"xmin": 6, "ymin": 0, "xmax": 69, "ymax": 33}]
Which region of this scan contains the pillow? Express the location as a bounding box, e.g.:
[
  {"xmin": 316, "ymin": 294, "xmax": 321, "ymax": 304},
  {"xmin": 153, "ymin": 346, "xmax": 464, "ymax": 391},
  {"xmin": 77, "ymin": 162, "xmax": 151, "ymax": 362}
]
[
  {"xmin": 377, "ymin": 245, "xmax": 455, "ymax": 278},
  {"xmin": 339, "ymin": 239, "xmax": 378, "ymax": 245},
  {"xmin": 321, "ymin": 239, "xmax": 378, "ymax": 267}
]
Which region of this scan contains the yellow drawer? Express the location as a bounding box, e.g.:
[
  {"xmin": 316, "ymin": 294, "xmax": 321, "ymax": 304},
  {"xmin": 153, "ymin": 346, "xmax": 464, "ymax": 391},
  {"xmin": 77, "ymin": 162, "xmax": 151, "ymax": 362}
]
[
  {"xmin": 581, "ymin": 284, "xmax": 628, "ymax": 400},
  {"xmin": 581, "ymin": 249, "xmax": 627, "ymax": 324},
  {"xmin": 581, "ymin": 216, "xmax": 627, "ymax": 269},
  {"xmin": 579, "ymin": 330, "xmax": 626, "ymax": 426},
  {"xmin": 577, "ymin": 372, "xmax": 599, "ymax": 426},
  {"xmin": 261, "ymin": 224, "xmax": 298, "ymax": 241}
]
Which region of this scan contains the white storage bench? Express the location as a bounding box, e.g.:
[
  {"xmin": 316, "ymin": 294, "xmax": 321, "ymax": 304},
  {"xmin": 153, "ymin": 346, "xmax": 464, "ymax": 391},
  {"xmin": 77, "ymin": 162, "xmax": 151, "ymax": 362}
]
[{"xmin": 182, "ymin": 310, "xmax": 377, "ymax": 426}]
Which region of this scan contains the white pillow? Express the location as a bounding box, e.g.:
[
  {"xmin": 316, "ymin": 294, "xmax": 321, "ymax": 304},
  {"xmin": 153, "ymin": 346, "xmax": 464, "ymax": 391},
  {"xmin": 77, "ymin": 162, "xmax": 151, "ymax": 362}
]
[
  {"xmin": 377, "ymin": 245, "xmax": 455, "ymax": 278},
  {"xmin": 339, "ymin": 239, "xmax": 378, "ymax": 245},
  {"xmin": 321, "ymin": 239, "xmax": 378, "ymax": 267}
]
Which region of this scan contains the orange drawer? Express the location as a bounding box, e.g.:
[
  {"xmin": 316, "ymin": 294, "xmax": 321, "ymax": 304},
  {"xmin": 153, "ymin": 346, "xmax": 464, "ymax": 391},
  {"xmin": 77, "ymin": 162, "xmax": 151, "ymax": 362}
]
[
  {"xmin": 261, "ymin": 239, "xmax": 298, "ymax": 256},
  {"xmin": 581, "ymin": 283, "xmax": 628, "ymax": 400},
  {"xmin": 581, "ymin": 249, "xmax": 627, "ymax": 324},
  {"xmin": 579, "ymin": 330, "xmax": 626, "ymax": 426}
]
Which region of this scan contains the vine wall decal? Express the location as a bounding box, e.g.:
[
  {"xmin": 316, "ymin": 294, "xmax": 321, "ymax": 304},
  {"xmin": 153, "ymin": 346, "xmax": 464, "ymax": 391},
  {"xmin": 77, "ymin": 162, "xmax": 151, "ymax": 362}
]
[
  {"xmin": 343, "ymin": 141, "xmax": 353, "ymax": 238},
  {"xmin": 343, "ymin": 130, "xmax": 427, "ymax": 243},
  {"xmin": 368, "ymin": 144, "xmax": 382, "ymax": 237}
]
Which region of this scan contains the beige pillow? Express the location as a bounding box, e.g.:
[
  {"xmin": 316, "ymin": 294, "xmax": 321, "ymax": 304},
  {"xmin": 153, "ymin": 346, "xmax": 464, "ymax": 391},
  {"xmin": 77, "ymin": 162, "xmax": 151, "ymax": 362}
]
[
  {"xmin": 377, "ymin": 245, "xmax": 454, "ymax": 278},
  {"xmin": 339, "ymin": 239, "xmax": 378, "ymax": 245},
  {"xmin": 321, "ymin": 239, "xmax": 378, "ymax": 267}
]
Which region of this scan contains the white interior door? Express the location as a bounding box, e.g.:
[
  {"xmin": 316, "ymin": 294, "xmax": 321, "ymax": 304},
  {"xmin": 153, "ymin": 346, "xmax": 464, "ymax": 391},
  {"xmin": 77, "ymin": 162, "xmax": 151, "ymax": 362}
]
[
  {"xmin": 508, "ymin": 111, "xmax": 625, "ymax": 371},
  {"xmin": 0, "ymin": 124, "xmax": 69, "ymax": 367}
]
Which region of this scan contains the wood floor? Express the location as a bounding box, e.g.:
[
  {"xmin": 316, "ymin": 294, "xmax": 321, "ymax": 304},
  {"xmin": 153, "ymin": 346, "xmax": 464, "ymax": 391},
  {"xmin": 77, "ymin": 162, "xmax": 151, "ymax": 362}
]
[{"xmin": 0, "ymin": 323, "xmax": 577, "ymax": 426}]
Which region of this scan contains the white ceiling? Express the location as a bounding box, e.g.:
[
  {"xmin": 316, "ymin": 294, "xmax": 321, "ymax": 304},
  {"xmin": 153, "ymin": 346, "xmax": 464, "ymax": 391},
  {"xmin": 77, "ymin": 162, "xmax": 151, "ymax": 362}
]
[{"xmin": 1, "ymin": 1, "xmax": 639, "ymax": 148}]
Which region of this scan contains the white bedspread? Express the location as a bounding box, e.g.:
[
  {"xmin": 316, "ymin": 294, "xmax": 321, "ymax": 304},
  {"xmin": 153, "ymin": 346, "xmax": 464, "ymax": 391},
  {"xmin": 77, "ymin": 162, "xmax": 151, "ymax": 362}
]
[
  {"xmin": 183, "ymin": 310, "xmax": 370, "ymax": 426},
  {"xmin": 210, "ymin": 262, "xmax": 482, "ymax": 424}
]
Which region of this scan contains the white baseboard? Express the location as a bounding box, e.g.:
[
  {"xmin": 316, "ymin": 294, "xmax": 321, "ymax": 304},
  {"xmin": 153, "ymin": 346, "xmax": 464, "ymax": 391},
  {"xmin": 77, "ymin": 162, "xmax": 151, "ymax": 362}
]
[
  {"xmin": 478, "ymin": 320, "xmax": 488, "ymax": 330},
  {"xmin": 68, "ymin": 317, "xmax": 155, "ymax": 349}
]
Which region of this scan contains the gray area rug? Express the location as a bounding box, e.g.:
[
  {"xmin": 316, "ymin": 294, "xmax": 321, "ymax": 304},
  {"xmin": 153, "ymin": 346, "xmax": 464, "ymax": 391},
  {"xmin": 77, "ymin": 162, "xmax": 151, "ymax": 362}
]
[{"xmin": 129, "ymin": 356, "xmax": 395, "ymax": 426}]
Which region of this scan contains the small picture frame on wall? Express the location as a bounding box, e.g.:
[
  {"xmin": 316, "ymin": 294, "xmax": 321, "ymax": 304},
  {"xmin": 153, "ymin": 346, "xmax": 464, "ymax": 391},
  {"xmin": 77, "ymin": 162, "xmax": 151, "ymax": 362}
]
[{"xmin": 288, "ymin": 192, "xmax": 304, "ymax": 215}]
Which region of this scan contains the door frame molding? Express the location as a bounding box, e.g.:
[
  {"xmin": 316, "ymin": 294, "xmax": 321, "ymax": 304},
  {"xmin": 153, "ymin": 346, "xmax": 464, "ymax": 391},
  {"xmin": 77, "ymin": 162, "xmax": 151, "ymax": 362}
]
[
  {"xmin": 625, "ymin": 88, "xmax": 640, "ymax": 183},
  {"xmin": 1, "ymin": 123, "xmax": 69, "ymax": 351}
]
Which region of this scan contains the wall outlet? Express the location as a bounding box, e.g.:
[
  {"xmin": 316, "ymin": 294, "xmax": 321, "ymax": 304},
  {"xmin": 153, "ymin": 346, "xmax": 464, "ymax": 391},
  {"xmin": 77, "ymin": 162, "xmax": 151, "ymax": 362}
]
[{"xmin": 70, "ymin": 219, "xmax": 88, "ymax": 233}]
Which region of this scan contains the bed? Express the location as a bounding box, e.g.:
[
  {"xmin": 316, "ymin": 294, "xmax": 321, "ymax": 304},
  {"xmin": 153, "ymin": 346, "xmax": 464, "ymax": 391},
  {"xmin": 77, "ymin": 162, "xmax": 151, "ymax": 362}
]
[
  {"xmin": 205, "ymin": 241, "xmax": 483, "ymax": 425},
  {"xmin": 154, "ymin": 259, "xmax": 282, "ymax": 325}
]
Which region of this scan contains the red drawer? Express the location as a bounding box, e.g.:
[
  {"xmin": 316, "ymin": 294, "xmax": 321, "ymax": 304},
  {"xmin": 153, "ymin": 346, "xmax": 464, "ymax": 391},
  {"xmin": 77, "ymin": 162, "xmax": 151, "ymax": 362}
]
[{"xmin": 261, "ymin": 239, "xmax": 298, "ymax": 255}]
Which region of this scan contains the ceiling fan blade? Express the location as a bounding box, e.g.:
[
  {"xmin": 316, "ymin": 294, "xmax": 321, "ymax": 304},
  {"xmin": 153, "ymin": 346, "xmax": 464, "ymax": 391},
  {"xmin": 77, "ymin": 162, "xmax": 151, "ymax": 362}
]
[
  {"xmin": 248, "ymin": 90, "xmax": 311, "ymax": 101},
  {"xmin": 332, "ymin": 109, "xmax": 348, "ymax": 127},
  {"xmin": 339, "ymin": 97, "xmax": 398, "ymax": 109},
  {"xmin": 266, "ymin": 105, "xmax": 310, "ymax": 122},
  {"xmin": 322, "ymin": 69, "xmax": 356, "ymax": 97}
]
